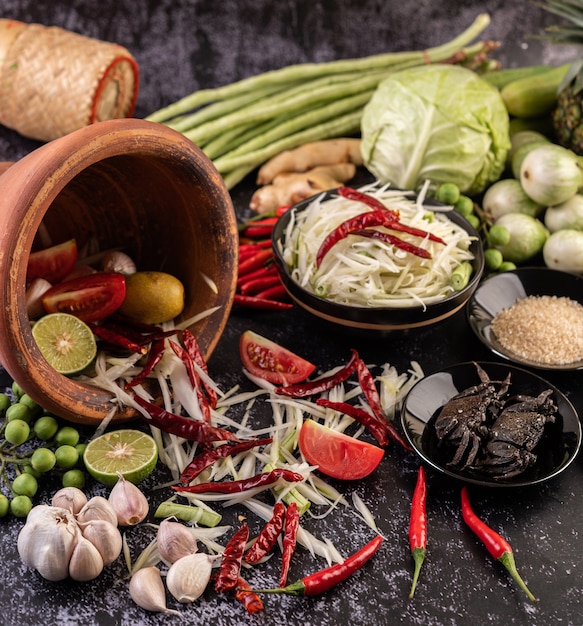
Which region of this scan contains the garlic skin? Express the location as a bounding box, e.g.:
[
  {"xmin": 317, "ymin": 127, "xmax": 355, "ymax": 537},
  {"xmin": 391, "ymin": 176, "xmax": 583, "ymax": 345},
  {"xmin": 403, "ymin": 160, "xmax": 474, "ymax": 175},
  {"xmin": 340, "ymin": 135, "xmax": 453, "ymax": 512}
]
[
  {"xmin": 17, "ymin": 506, "xmax": 78, "ymax": 581},
  {"xmin": 108, "ymin": 474, "xmax": 149, "ymax": 526},
  {"xmin": 68, "ymin": 532, "xmax": 104, "ymax": 582},
  {"xmin": 157, "ymin": 519, "xmax": 198, "ymax": 565},
  {"xmin": 80, "ymin": 519, "xmax": 123, "ymax": 565},
  {"xmin": 52, "ymin": 487, "xmax": 88, "ymax": 515},
  {"xmin": 76, "ymin": 495, "xmax": 118, "ymax": 527},
  {"xmin": 166, "ymin": 553, "xmax": 213, "ymax": 604},
  {"xmin": 129, "ymin": 567, "xmax": 179, "ymax": 614},
  {"xmin": 101, "ymin": 250, "xmax": 136, "ymax": 275}
]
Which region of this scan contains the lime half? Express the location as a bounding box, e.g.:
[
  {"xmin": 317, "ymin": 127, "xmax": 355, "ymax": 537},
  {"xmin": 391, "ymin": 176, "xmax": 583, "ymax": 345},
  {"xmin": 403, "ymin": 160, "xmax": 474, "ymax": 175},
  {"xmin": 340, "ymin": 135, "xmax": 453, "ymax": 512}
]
[
  {"xmin": 83, "ymin": 429, "xmax": 158, "ymax": 486},
  {"xmin": 32, "ymin": 313, "xmax": 97, "ymax": 375}
]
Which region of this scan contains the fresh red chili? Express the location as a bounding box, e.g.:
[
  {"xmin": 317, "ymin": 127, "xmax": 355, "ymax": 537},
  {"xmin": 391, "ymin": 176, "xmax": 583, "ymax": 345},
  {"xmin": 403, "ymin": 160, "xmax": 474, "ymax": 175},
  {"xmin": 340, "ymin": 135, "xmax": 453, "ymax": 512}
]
[
  {"xmin": 239, "ymin": 239, "xmax": 273, "ymax": 251},
  {"xmin": 355, "ymin": 357, "xmax": 412, "ymax": 451},
  {"xmin": 169, "ymin": 339, "xmax": 212, "ymax": 421},
  {"xmin": 132, "ymin": 394, "xmax": 238, "ymax": 443},
  {"xmin": 460, "ymin": 486, "xmax": 537, "ymax": 603},
  {"xmin": 279, "ymin": 501, "xmax": 300, "ymax": 588},
  {"xmin": 215, "ymin": 523, "xmax": 249, "ymax": 593},
  {"xmin": 182, "ymin": 329, "xmax": 218, "ymax": 409},
  {"xmin": 238, "ymin": 249, "xmax": 274, "ymax": 276},
  {"xmin": 275, "ymin": 204, "xmax": 291, "ymax": 217},
  {"xmin": 236, "ymin": 264, "xmax": 278, "ymax": 289},
  {"xmin": 254, "ymin": 284, "xmax": 288, "ymax": 301},
  {"xmin": 352, "ymin": 229, "xmax": 432, "ymax": 259},
  {"xmin": 242, "ymin": 225, "xmax": 277, "ymax": 239},
  {"xmin": 233, "ymin": 294, "xmax": 293, "ymax": 310},
  {"xmin": 88, "ymin": 323, "xmax": 148, "ymax": 354},
  {"xmin": 179, "ymin": 438, "xmax": 273, "ymax": 484},
  {"xmin": 172, "ymin": 468, "xmax": 304, "ymax": 494},
  {"xmin": 408, "ymin": 466, "xmax": 427, "ymax": 599},
  {"xmin": 274, "ymin": 349, "xmax": 359, "ymax": 398},
  {"xmin": 233, "ymin": 577, "xmax": 264, "ymax": 614},
  {"xmin": 244, "ymin": 502, "xmax": 286, "ymax": 564},
  {"xmin": 124, "ymin": 337, "xmax": 166, "ymax": 390},
  {"xmin": 258, "ymin": 534, "xmax": 383, "ymax": 596},
  {"xmin": 240, "ymin": 275, "xmax": 282, "ymax": 296}
]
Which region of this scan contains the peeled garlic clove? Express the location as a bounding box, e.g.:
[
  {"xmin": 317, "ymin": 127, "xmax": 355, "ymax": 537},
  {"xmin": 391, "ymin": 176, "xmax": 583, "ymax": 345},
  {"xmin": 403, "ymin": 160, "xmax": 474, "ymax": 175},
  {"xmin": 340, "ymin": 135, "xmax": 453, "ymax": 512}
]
[
  {"xmin": 51, "ymin": 487, "xmax": 88, "ymax": 515},
  {"xmin": 76, "ymin": 495, "xmax": 118, "ymax": 527},
  {"xmin": 166, "ymin": 553, "xmax": 213, "ymax": 604},
  {"xmin": 157, "ymin": 519, "xmax": 198, "ymax": 564},
  {"xmin": 129, "ymin": 566, "xmax": 179, "ymax": 615},
  {"xmin": 108, "ymin": 473, "xmax": 149, "ymax": 526},
  {"xmin": 68, "ymin": 532, "xmax": 104, "ymax": 582},
  {"xmin": 81, "ymin": 519, "xmax": 123, "ymax": 566}
]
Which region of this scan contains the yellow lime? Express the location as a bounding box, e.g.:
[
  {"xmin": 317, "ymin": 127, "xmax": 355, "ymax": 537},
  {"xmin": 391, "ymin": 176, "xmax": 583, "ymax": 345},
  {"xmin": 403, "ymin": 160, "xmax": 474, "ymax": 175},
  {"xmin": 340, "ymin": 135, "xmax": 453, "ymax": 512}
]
[
  {"xmin": 31, "ymin": 313, "xmax": 97, "ymax": 375},
  {"xmin": 83, "ymin": 429, "xmax": 158, "ymax": 486}
]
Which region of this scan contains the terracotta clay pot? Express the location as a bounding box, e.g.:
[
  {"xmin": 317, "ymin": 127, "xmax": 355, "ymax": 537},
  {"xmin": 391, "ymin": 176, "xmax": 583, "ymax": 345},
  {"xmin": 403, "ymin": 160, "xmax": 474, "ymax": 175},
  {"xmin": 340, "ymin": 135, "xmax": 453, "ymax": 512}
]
[{"xmin": 0, "ymin": 118, "xmax": 238, "ymax": 425}]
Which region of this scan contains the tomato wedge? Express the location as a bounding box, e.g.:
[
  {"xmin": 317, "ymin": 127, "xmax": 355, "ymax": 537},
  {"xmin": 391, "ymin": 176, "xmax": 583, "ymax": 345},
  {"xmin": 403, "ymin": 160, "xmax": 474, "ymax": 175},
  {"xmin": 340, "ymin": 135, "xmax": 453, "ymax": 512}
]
[
  {"xmin": 42, "ymin": 272, "xmax": 126, "ymax": 323},
  {"xmin": 27, "ymin": 239, "xmax": 78, "ymax": 284},
  {"xmin": 239, "ymin": 330, "xmax": 316, "ymax": 385},
  {"xmin": 298, "ymin": 419, "xmax": 384, "ymax": 480}
]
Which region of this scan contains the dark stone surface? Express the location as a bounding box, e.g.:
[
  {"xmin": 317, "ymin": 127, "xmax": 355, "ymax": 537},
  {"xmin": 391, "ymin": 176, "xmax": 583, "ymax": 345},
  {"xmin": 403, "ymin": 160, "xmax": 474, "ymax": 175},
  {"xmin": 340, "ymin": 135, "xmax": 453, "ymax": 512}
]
[{"xmin": 0, "ymin": 2, "xmax": 582, "ymax": 625}]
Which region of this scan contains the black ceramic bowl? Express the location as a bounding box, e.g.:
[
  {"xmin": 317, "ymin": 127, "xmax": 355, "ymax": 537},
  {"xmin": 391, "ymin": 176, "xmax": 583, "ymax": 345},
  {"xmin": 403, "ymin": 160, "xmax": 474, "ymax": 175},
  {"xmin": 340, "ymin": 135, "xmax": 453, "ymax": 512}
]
[
  {"xmin": 467, "ymin": 267, "xmax": 583, "ymax": 371},
  {"xmin": 272, "ymin": 189, "xmax": 485, "ymax": 331}
]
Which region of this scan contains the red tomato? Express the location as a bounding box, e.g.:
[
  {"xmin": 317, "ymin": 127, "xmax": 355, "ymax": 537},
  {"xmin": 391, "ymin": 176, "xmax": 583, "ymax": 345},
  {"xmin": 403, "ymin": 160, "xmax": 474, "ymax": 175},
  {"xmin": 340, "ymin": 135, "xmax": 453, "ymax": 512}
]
[
  {"xmin": 298, "ymin": 419, "xmax": 384, "ymax": 480},
  {"xmin": 239, "ymin": 330, "xmax": 316, "ymax": 385},
  {"xmin": 27, "ymin": 239, "xmax": 78, "ymax": 284},
  {"xmin": 42, "ymin": 272, "xmax": 126, "ymax": 323}
]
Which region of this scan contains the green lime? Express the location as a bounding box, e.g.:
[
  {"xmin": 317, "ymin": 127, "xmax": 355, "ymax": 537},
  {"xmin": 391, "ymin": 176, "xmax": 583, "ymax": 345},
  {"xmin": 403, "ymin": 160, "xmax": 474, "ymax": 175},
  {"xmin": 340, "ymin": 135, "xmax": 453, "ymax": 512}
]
[
  {"xmin": 33, "ymin": 416, "xmax": 59, "ymax": 441},
  {"xmin": 31, "ymin": 313, "xmax": 97, "ymax": 375},
  {"xmin": 0, "ymin": 494, "xmax": 9, "ymax": 517},
  {"xmin": 12, "ymin": 473, "xmax": 38, "ymax": 498},
  {"xmin": 62, "ymin": 469, "xmax": 85, "ymax": 489},
  {"xmin": 4, "ymin": 419, "xmax": 30, "ymax": 445},
  {"xmin": 83, "ymin": 429, "xmax": 158, "ymax": 486},
  {"xmin": 55, "ymin": 445, "xmax": 79, "ymax": 469},
  {"xmin": 31, "ymin": 447, "xmax": 57, "ymax": 473},
  {"xmin": 55, "ymin": 426, "xmax": 80, "ymax": 447},
  {"xmin": 6, "ymin": 402, "xmax": 32, "ymax": 423},
  {"xmin": 10, "ymin": 495, "xmax": 32, "ymax": 517}
]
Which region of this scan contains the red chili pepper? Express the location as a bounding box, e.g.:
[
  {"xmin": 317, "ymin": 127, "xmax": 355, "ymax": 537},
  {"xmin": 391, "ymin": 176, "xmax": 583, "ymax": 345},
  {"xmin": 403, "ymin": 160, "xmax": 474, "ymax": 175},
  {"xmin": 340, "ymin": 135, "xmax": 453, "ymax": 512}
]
[
  {"xmin": 408, "ymin": 466, "xmax": 427, "ymax": 599},
  {"xmin": 242, "ymin": 225, "xmax": 277, "ymax": 239},
  {"xmin": 315, "ymin": 398, "xmax": 389, "ymax": 447},
  {"xmin": 169, "ymin": 339, "xmax": 211, "ymax": 421},
  {"xmin": 239, "ymin": 275, "xmax": 282, "ymax": 296},
  {"xmin": 88, "ymin": 323, "xmax": 148, "ymax": 354},
  {"xmin": 239, "ymin": 239, "xmax": 273, "ymax": 251},
  {"xmin": 254, "ymin": 284, "xmax": 288, "ymax": 301},
  {"xmin": 274, "ymin": 349, "xmax": 359, "ymax": 398},
  {"xmin": 236, "ymin": 264, "xmax": 278, "ymax": 289},
  {"xmin": 238, "ymin": 249, "xmax": 274, "ymax": 277},
  {"xmin": 352, "ymin": 229, "xmax": 432, "ymax": 259},
  {"xmin": 257, "ymin": 535, "xmax": 383, "ymax": 596},
  {"xmin": 215, "ymin": 523, "xmax": 249, "ymax": 593},
  {"xmin": 181, "ymin": 329, "xmax": 218, "ymax": 409},
  {"xmin": 337, "ymin": 186, "xmax": 400, "ymax": 218},
  {"xmin": 275, "ymin": 204, "xmax": 291, "ymax": 217},
  {"xmin": 132, "ymin": 394, "xmax": 238, "ymax": 443},
  {"xmin": 124, "ymin": 337, "xmax": 166, "ymax": 390},
  {"xmin": 233, "ymin": 294, "xmax": 293, "ymax": 310},
  {"xmin": 355, "ymin": 358, "xmax": 412, "ymax": 451},
  {"xmin": 233, "ymin": 577, "xmax": 264, "ymax": 614},
  {"xmin": 172, "ymin": 468, "xmax": 304, "ymax": 494},
  {"xmin": 279, "ymin": 501, "xmax": 300, "ymax": 588},
  {"xmin": 244, "ymin": 502, "xmax": 286, "ymax": 564},
  {"xmin": 460, "ymin": 486, "xmax": 538, "ymax": 603},
  {"xmin": 179, "ymin": 438, "xmax": 273, "ymax": 484}
]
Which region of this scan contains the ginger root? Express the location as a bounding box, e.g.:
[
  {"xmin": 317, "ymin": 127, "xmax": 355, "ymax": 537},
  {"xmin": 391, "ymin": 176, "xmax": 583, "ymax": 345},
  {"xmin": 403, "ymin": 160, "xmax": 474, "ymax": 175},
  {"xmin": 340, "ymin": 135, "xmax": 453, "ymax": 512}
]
[
  {"xmin": 250, "ymin": 163, "xmax": 356, "ymax": 214},
  {"xmin": 256, "ymin": 139, "xmax": 363, "ymax": 185}
]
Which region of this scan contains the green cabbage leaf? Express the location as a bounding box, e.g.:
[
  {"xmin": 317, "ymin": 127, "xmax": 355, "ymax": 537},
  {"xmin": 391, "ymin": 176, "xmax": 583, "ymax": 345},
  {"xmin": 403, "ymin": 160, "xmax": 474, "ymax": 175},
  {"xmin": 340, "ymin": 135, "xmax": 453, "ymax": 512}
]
[{"xmin": 360, "ymin": 64, "xmax": 510, "ymax": 195}]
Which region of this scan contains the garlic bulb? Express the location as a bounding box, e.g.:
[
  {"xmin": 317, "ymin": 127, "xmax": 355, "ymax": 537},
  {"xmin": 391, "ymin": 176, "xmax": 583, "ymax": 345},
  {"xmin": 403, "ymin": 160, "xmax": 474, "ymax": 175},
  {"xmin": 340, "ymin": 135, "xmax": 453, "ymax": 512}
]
[
  {"xmin": 129, "ymin": 566, "xmax": 179, "ymax": 615},
  {"xmin": 17, "ymin": 506, "xmax": 78, "ymax": 581},
  {"xmin": 157, "ymin": 519, "xmax": 198, "ymax": 564},
  {"xmin": 108, "ymin": 474, "xmax": 149, "ymax": 526},
  {"xmin": 68, "ymin": 532, "xmax": 104, "ymax": 582},
  {"xmin": 52, "ymin": 487, "xmax": 88, "ymax": 515},
  {"xmin": 166, "ymin": 553, "xmax": 213, "ymax": 604},
  {"xmin": 101, "ymin": 250, "xmax": 136, "ymax": 275},
  {"xmin": 80, "ymin": 519, "xmax": 123, "ymax": 565},
  {"xmin": 76, "ymin": 495, "xmax": 118, "ymax": 527}
]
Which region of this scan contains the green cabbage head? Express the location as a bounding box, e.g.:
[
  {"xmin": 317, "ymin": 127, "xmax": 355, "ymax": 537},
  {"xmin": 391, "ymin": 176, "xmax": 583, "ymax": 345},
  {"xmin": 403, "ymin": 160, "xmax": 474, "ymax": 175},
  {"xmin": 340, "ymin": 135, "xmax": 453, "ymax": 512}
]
[{"xmin": 361, "ymin": 64, "xmax": 510, "ymax": 195}]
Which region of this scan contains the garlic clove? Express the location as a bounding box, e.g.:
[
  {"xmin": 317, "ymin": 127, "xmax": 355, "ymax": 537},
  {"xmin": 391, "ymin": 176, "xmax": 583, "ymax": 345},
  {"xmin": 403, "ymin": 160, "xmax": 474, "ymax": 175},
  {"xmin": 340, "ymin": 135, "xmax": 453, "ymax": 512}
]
[
  {"xmin": 51, "ymin": 487, "xmax": 88, "ymax": 515},
  {"xmin": 68, "ymin": 531, "xmax": 104, "ymax": 581},
  {"xmin": 108, "ymin": 473, "xmax": 149, "ymax": 526},
  {"xmin": 26, "ymin": 278, "xmax": 52, "ymax": 320},
  {"xmin": 101, "ymin": 250, "xmax": 136, "ymax": 275},
  {"xmin": 76, "ymin": 495, "xmax": 118, "ymax": 527},
  {"xmin": 81, "ymin": 519, "xmax": 123, "ymax": 566},
  {"xmin": 166, "ymin": 553, "xmax": 213, "ymax": 604},
  {"xmin": 129, "ymin": 566, "xmax": 180, "ymax": 615},
  {"xmin": 156, "ymin": 519, "xmax": 198, "ymax": 565}
]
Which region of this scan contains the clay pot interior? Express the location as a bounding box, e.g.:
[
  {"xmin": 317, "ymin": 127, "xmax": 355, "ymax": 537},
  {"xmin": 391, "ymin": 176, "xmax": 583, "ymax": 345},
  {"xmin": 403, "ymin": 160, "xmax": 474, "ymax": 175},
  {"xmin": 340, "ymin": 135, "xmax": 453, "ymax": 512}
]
[{"xmin": 0, "ymin": 119, "xmax": 238, "ymax": 425}]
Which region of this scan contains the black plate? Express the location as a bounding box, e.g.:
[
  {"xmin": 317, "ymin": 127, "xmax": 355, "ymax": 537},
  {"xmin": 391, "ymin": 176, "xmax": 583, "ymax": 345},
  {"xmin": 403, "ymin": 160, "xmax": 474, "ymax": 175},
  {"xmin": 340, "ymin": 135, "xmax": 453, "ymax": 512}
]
[
  {"xmin": 272, "ymin": 188, "xmax": 485, "ymax": 331},
  {"xmin": 467, "ymin": 267, "xmax": 583, "ymax": 371},
  {"xmin": 401, "ymin": 361, "xmax": 581, "ymax": 487}
]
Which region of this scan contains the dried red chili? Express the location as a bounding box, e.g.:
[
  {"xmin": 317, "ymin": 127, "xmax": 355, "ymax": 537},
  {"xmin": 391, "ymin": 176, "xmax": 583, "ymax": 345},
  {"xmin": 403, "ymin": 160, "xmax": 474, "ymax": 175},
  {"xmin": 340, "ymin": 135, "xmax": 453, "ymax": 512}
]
[
  {"xmin": 233, "ymin": 577, "xmax": 264, "ymax": 614},
  {"xmin": 408, "ymin": 466, "xmax": 427, "ymax": 599},
  {"xmin": 172, "ymin": 468, "xmax": 304, "ymax": 495},
  {"xmin": 124, "ymin": 337, "xmax": 166, "ymax": 390},
  {"xmin": 215, "ymin": 523, "xmax": 249, "ymax": 593},
  {"xmin": 132, "ymin": 394, "xmax": 238, "ymax": 443},
  {"xmin": 460, "ymin": 486, "xmax": 537, "ymax": 603},
  {"xmin": 352, "ymin": 229, "xmax": 432, "ymax": 259},
  {"xmin": 88, "ymin": 323, "xmax": 148, "ymax": 354},
  {"xmin": 274, "ymin": 349, "xmax": 359, "ymax": 398},
  {"xmin": 244, "ymin": 502, "xmax": 286, "ymax": 564},
  {"xmin": 182, "ymin": 329, "xmax": 218, "ymax": 409},
  {"xmin": 169, "ymin": 339, "xmax": 211, "ymax": 421},
  {"xmin": 337, "ymin": 186, "xmax": 400, "ymax": 217},
  {"xmin": 279, "ymin": 501, "xmax": 300, "ymax": 588}
]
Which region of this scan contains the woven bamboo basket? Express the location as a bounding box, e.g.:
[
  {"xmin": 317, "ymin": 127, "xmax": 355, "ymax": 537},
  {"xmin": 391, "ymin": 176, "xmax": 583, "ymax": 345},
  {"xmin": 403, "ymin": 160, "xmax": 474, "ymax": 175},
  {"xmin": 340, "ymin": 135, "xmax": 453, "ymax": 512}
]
[{"xmin": 0, "ymin": 19, "xmax": 139, "ymax": 141}]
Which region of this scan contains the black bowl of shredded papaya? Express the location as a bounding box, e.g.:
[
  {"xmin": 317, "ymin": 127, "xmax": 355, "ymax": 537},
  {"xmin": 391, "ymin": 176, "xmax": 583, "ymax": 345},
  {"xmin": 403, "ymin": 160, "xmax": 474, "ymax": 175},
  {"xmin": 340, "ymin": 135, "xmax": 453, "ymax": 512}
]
[
  {"xmin": 467, "ymin": 267, "xmax": 583, "ymax": 371},
  {"xmin": 272, "ymin": 185, "xmax": 485, "ymax": 331},
  {"xmin": 401, "ymin": 360, "xmax": 582, "ymax": 488}
]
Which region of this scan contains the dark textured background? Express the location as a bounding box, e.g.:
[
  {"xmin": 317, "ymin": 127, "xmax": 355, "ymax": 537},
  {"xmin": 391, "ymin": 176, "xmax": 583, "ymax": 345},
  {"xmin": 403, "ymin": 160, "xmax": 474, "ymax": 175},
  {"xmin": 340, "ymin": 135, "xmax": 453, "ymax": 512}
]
[{"xmin": 0, "ymin": 2, "xmax": 582, "ymax": 626}]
